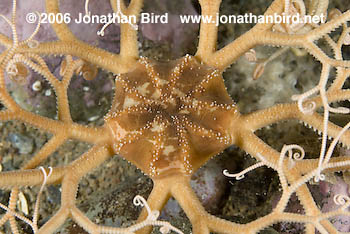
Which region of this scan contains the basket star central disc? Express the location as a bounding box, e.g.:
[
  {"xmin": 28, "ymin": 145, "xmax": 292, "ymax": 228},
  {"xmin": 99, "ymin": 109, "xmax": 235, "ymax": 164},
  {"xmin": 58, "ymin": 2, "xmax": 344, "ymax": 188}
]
[{"xmin": 105, "ymin": 55, "xmax": 239, "ymax": 178}]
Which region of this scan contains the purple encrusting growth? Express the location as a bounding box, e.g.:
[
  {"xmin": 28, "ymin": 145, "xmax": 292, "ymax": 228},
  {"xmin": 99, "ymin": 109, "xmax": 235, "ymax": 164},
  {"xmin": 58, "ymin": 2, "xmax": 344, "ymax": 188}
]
[
  {"xmin": 141, "ymin": 0, "xmax": 199, "ymax": 57},
  {"xmin": 318, "ymin": 177, "xmax": 350, "ymax": 232}
]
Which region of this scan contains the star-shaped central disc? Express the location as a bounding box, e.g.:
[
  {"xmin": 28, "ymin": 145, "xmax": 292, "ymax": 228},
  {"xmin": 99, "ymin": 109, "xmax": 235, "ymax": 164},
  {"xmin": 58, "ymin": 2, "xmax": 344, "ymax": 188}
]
[{"xmin": 105, "ymin": 55, "xmax": 238, "ymax": 177}]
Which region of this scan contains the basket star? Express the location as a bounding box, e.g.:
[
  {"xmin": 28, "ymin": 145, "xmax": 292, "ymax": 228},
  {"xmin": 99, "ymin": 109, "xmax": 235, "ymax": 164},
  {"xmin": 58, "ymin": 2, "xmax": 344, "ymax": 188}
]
[
  {"xmin": 2, "ymin": 0, "xmax": 350, "ymax": 233},
  {"xmin": 104, "ymin": 55, "xmax": 238, "ymax": 178}
]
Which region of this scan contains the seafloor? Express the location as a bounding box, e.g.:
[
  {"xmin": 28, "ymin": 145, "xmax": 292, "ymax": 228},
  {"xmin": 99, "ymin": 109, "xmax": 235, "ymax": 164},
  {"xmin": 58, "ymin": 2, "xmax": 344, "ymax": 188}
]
[{"xmin": 0, "ymin": 0, "xmax": 349, "ymax": 233}]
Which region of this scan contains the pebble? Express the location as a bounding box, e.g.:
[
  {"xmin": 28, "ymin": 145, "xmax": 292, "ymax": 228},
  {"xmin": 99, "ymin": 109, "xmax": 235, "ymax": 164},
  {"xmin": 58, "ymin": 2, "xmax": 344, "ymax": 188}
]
[{"xmin": 9, "ymin": 133, "xmax": 34, "ymax": 154}]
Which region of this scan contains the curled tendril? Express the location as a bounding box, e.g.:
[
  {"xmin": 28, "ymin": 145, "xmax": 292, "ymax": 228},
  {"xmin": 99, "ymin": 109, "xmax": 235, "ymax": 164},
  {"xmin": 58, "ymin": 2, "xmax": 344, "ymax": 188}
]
[
  {"xmin": 279, "ymin": 144, "xmax": 305, "ymax": 169},
  {"xmin": 97, "ymin": 0, "xmax": 138, "ymax": 37},
  {"xmin": 27, "ymin": 40, "xmax": 39, "ymax": 48},
  {"xmin": 300, "ymin": 100, "xmax": 316, "ymax": 114},
  {"xmin": 80, "ymin": 63, "xmax": 98, "ymax": 80},
  {"xmin": 131, "ymin": 195, "xmax": 183, "ymax": 234},
  {"xmin": 133, "ymin": 195, "xmax": 159, "ymax": 221},
  {"xmin": 6, "ymin": 63, "xmax": 29, "ymax": 85},
  {"xmin": 160, "ymin": 226, "xmax": 170, "ymax": 234},
  {"xmin": 133, "ymin": 195, "xmax": 148, "ymax": 208},
  {"xmin": 289, "ymin": 146, "xmax": 304, "ymax": 161},
  {"xmin": 334, "ymin": 194, "xmax": 350, "ymax": 210},
  {"xmin": 5, "ymin": 55, "xmax": 30, "ymax": 84},
  {"xmin": 313, "ymin": 173, "xmax": 325, "ymax": 182},
  {"xmin": 35, "ymin": 166, "xmax": 53, "ymax": 230},
  {"xmin": 292, "ymin": 94, "xmax": 317, "ymax": 114},
  {"xmin": 6, "ymin": 63, "xmax": 18, "ymax": 76},
  {"xmin": 223, "ymin": 162, "xmax": 266, "ymax": 180},
  {"xmin": 334, "ymin": 194, "xmax": 348, "ymax": 205},
  {"xmin": 223, "ymin": 169, "xmax": 245, "ymax": 180},
  {"xmin": 302, "ymin": 101, "xmax": 316, "ymax": 114},
  {"xmin": 292, "ymin": 84, "xmax": 349, "ymax": 116}
]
